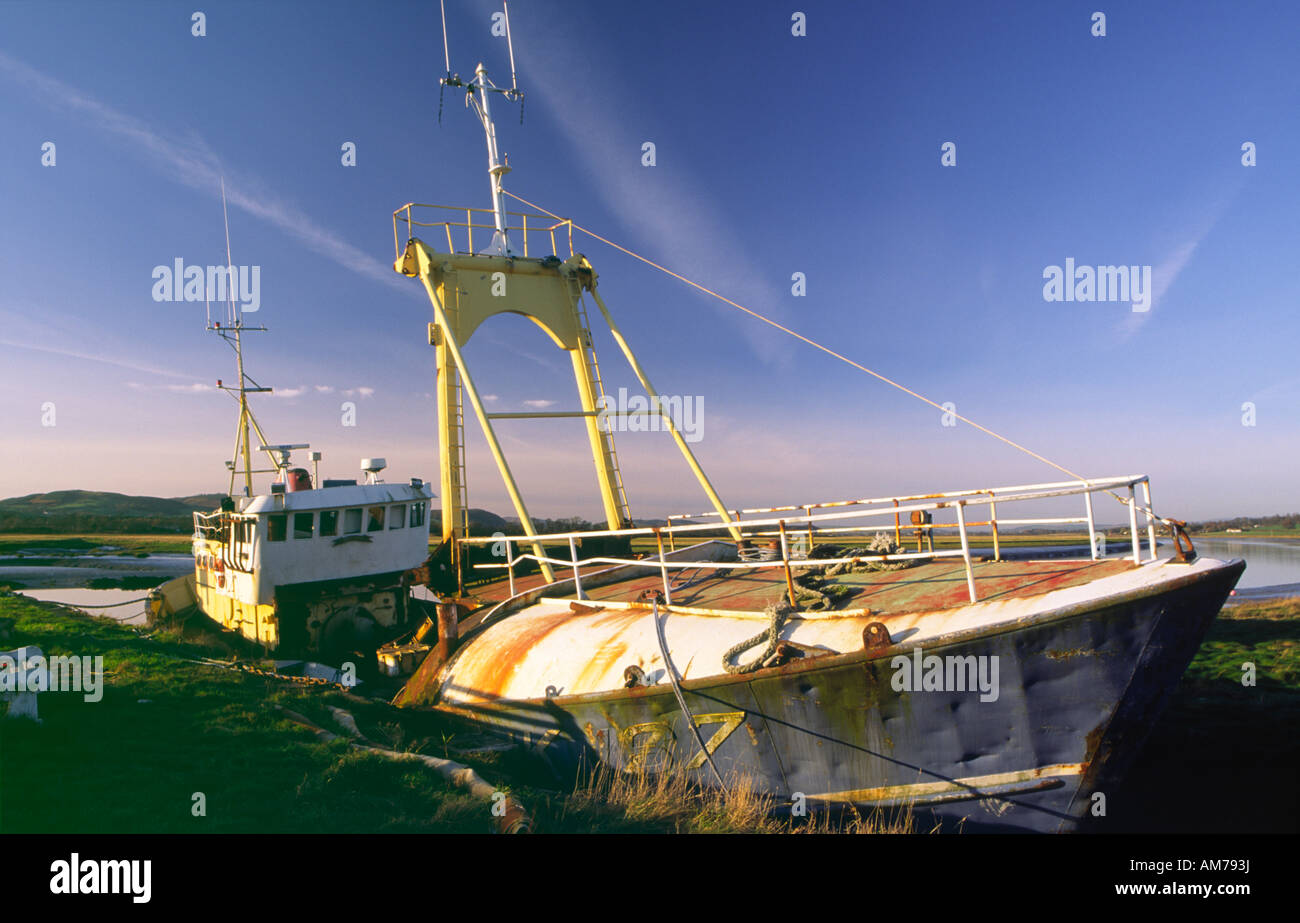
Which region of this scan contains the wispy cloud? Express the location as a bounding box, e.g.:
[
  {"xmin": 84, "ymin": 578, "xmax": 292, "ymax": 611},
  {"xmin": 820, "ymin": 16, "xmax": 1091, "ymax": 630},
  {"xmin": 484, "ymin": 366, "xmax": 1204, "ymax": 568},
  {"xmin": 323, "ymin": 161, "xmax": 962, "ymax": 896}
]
[
  {"xmin": 1120, "ymin": 178, "xmax": 1244, "ymax": 339},
  {"xmin": 0, "ymin": 50, "xmax": 409, "ymax": 294},
  {"xmin": 479, "ymin": 332, "xmax": 566, "ymax": 374},
  {"xmin": 1, "ymin": 337, "xmax": 194, "ymax": 380},
  {"xmin": 167, "ymin": 382, "xmax": 214, "ymax": 393},
  {"xmin": 1246, "ymin": 375, "xmax": 1300, "ymax": 404},
  {"xmin": 514, "ymin": 31, "xmax": 794, "ymax": 369},
  {"xmin": 1150, "ymin": 240, "xmax": 1199, "ymax": 305},
  {"xmin": 523, "ymin": 399, "xmax": 556, "ymax": 408},
  {"xmin": 258, "ymin": 383, "xmax": 373, "ymax": 399}
]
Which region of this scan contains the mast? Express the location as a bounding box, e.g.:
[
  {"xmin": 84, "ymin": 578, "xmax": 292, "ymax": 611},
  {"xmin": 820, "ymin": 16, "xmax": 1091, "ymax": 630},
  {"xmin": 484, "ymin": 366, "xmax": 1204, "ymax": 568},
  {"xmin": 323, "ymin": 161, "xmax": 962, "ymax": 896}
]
[
  {"xmin": 234, "ymin": 326, "xmax": 252, "ymax": 497},
  {"xmin": 211, "ymin": 180, "xmax": 296, "ymax": 498},
  {"xmin": 440, "ymin": 40, "xmax": 522, "ymax": 256},
  {"xmin": 403, "ymin": 0, "xmax": 740, "ymax": 565},
  {"xmin": 474, "ymin": 62, "xmax": 513, "ymax": 256}
]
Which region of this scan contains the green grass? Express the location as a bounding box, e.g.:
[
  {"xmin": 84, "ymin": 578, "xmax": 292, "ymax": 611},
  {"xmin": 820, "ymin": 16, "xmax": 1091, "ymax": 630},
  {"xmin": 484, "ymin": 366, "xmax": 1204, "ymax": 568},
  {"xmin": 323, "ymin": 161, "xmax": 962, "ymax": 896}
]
[
  {"xmin": 0, "ymin": 592, "xmax": 566, "ymax": 833},
  {"xmin": 0, "ymin": 534, "xmax": 192, "ymax": 555},
  {"xmin": 1108, "ymin": 596, "xmax": 1300, "ymax": 833},
  {"xmin": 1193, "ymin": 529, "xmax": 1300, "ymax": 539},
  {"xmin": 1189, "ymin": 596, "xmax": 1300, "ymax": 685},
  {"xmin": 0, "ymin": 593, "xmax": 893, "ymax": 834},
  {"xmin": 8, "ymin": 590, "xmax": 1288, "ymax": 834}
]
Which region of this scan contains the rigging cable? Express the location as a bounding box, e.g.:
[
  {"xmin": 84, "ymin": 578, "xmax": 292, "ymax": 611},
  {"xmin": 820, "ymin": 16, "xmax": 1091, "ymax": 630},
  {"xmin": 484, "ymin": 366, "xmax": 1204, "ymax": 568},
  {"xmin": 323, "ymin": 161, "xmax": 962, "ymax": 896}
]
[
  {"xmin": 500, "ymin": 187, "xmax": 1152, "ymax": 516},
  {"xmin": 439, "ymin": 0, "xmax": 452, "ymax": 75},
  {"xmin": 649, "ymin": 598, "xmax": 726, "ymax": 788}
]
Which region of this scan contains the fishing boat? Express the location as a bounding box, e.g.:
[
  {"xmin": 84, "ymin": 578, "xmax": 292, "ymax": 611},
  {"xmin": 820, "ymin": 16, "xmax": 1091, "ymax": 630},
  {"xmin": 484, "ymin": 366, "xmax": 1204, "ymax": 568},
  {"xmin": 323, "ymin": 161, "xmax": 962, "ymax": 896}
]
[
  {"xmin": 187, "ymin": 442, "xmax": 433, "ymax": 658},
  {"xmin": 152, "ymin": 190, "xmax": 435, "ymax": 660},
  {"xmin": 388, "ymin": 14, "xmax": 1244, "ymax": 832}
]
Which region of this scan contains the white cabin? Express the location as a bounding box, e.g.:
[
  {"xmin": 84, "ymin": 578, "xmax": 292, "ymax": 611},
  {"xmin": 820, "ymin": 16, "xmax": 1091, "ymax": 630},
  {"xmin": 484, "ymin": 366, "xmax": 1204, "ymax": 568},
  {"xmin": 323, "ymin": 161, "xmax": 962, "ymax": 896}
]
[{"xmin": 194, "ymin": 475, "xmax": 434, "ymax": 607}]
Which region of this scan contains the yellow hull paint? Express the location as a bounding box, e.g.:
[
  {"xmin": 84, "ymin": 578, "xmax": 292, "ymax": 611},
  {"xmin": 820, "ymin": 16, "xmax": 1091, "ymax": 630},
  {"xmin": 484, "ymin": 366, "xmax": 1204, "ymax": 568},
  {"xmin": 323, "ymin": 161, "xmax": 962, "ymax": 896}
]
[
  {"xmin": 194, "ymin": 574, "xmax": 279, "ymax": 648},
  {"xmin": 148, "ymin": 573, "xmax": 198, "ymax": 621},
  {"xmin": 805, "ymin": 763, "xmax": 1087, "ymax": 807}
]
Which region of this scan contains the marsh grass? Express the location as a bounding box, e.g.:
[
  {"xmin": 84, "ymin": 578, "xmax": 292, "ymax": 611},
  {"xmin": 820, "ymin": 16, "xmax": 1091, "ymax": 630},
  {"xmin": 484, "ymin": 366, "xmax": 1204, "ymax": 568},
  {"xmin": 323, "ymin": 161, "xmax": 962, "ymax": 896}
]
[
  {"xmin": 566, "ymin": 753, "xmax": 915, "ymax": 834},
  {"xmin": 1104, "ymin": 596, "xmax": 1300, "ymax": 832},
  {"xmin": 17, "ymin": 589, "xmax": 1284, "ymax": 833},
  {"xmin": 0, "ymin": 535, "xmax": 192, "ymax": 555},
  {"xmin": 0, "ymin": 593, "xmax": 912, "ymax": 834}
]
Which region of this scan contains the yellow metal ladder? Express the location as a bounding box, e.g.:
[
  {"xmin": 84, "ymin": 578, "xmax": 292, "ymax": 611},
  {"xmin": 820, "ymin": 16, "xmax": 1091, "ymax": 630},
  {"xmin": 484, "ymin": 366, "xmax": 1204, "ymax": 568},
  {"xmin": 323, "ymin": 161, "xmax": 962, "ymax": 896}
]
[
  {"xmin": 446, "ymin": 284, "xmax": 471, "ymax": 540},
  {"xmin": 577, "ymin": 293, "xmax": 630, "ymax": 524},
  {"xmin": 449, "ymin": 368, "xmax": 471, "ymax": 539}
]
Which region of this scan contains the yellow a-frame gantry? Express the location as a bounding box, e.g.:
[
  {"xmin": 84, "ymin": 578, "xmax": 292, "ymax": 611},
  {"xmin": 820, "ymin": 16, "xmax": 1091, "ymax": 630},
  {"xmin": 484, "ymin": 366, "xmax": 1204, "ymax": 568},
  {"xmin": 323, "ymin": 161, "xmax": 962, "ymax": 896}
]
[{"xmin": 394, "ymin": 230, "xmax": 741, "ymax": 586}]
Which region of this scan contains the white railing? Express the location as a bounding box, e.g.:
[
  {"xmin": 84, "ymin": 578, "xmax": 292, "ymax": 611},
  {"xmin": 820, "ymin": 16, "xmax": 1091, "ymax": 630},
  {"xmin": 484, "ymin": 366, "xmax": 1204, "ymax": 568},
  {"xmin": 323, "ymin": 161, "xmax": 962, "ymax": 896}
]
[
  {"xmin": 192, "ymin": 510, "xmax": 258, "ymax": 574},
  {"xmin": 393, "ymin": 203, "xmax": 575, "ymax": 260},
  {"xmin": 192, "ymin": 509, "xmax": 226, "ymax": 539},
  {"xmin": 459, "ymin": 475, "xmax": 1177, "ymax": 606}
]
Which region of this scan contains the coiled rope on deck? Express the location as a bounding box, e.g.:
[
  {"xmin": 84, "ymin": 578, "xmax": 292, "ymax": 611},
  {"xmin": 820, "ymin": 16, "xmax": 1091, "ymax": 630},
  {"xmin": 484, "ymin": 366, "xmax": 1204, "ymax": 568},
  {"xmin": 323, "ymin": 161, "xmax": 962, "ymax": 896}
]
[{"xmin": 722, "ymin": 602, "xmax": 791, "ymax": 675}]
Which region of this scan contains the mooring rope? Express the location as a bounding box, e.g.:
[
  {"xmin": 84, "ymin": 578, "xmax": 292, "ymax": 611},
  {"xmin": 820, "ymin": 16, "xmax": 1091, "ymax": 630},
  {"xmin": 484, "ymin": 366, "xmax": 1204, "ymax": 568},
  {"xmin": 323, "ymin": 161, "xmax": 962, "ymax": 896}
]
[{"xmin": 52, "ymin": 595, "xmax": 151, "ymax": 609}]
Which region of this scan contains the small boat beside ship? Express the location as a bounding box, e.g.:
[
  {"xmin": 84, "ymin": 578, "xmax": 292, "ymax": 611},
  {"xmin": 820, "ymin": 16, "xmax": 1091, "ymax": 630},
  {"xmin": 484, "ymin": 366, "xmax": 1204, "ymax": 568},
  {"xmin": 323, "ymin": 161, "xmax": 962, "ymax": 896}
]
[
  {"xmin": 151, "ymin": 190, "xmax": 434, "ymax": 661},
  {"xmin": 186, "ymin": 453, "xmax": 433, "ymax": 658}
]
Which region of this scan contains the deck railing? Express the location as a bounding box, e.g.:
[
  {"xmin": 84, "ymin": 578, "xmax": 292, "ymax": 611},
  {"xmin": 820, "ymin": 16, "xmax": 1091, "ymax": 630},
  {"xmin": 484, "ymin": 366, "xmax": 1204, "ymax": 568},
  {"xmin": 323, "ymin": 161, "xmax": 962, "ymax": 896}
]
[
  {"xmin": 393, "ymin": 203, "xmax": 575, "ymax": 260},
  {"xmin": 459, "ymin": 475, "xmax": 1173, "ymax": 606},
  {"xmin": 193, "ymin": 510, "xmax": 258, "ymax": 574}
]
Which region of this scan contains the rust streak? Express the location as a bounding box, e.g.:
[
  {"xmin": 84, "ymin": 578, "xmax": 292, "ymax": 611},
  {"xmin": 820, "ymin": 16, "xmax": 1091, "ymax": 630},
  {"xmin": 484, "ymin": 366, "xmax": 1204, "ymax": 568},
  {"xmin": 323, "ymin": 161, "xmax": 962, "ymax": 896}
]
[
  {"xmin": 458, "ymin": 608, "xmax": 577, "ymax": 698},
  {"xmin": 574, "ymin": 640, "xmax": 628, "ymax": 691},
  {"xmin": 588, "ymin": 608, "xmax": 648, "ymax": 630}
]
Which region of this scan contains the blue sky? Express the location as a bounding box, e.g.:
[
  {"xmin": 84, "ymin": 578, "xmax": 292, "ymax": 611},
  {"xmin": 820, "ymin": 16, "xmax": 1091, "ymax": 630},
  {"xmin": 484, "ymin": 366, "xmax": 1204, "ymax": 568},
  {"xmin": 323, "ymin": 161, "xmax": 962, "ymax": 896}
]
[{"xmin": 0, "ymin": 0, "xmax": 1296, "ymax": 522}]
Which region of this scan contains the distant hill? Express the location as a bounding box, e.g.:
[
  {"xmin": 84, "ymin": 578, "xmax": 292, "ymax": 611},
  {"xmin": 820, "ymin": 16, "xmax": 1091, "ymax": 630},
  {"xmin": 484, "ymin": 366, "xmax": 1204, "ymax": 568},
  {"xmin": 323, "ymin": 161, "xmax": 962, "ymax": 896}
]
[
  {"xmin": 0, "ymin": 490, "xmax": 225, "ymax": 518},
  {"xmin": 0, "ymin": 490, "xmax": 515, "ymax": 537},
  {"xmin": 1190, "ymin": 513, "xmax": 1299, "ymax": 534},
  {"xmin": 0, "ymin": 490, "xmax": 227, "ymax": 534},
  {"xmin": 0, "ymin": 490, "xmax": 696, "ymax": 538},
  {"xmin": 433, "ymin": 508, "xmax": 510, "ymax": 535},
  {"xmin": 171, "ymin": 494, "xmax": 229, "ymax": 512}
]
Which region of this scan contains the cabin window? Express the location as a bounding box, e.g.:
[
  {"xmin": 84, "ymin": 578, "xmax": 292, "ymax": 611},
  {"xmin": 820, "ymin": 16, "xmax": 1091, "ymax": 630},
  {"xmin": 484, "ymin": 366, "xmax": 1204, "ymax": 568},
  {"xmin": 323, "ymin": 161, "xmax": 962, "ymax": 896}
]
[
  {"xmin": 389, "ymin": 505, "xmax": 406, "ymax": 529},
  {"xmin": 367, "ymin": 506, "xmax": 385, "ymax": 532},
  {"xmin": 293, "ymin": 512, "xmax": 314, "ymax": 540},
  {"xmin": 343, "ymin": 508, "xmax": 362, "ymax": 534},
  {"xmin": 268, "ymin": 514, "xmax": 287, "ymax": 542},
  {"xmin": 320, "ymin": 510, "xmax": 339, "ymax": 536},
  {"xmin": 410, "ymin": 501, "xmax": 426, "ymax": 527}
]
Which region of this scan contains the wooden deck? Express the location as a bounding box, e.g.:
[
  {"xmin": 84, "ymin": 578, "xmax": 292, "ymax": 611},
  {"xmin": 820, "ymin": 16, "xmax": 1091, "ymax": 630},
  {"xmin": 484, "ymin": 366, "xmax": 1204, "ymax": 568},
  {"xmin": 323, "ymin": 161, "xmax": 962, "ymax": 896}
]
[{"xmin": 464, "ymin": 556, "xmax": 1136, "ymax": 617}]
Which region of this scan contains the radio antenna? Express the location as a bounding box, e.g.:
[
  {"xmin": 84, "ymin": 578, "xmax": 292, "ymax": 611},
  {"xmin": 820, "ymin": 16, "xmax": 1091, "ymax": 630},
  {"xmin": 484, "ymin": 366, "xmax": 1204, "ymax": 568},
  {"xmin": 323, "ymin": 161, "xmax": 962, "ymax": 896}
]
[
  {"xmin": 503, "ymin": 1, "xmax": 518, "ymax": 92},
  {"xmin": 438, "ymin": 2, "xmax": 525, "ymax": 255},
  {"xmin": 221, "ymin": 177, "xmax": 237, "ymax": 326},
  {"xmin": 440, "ymin": 0, "xmax": 452, "ymax": 75},
  {"xmin": 209, "ymin": 179, "xmax": 273, "ymax": 497}
]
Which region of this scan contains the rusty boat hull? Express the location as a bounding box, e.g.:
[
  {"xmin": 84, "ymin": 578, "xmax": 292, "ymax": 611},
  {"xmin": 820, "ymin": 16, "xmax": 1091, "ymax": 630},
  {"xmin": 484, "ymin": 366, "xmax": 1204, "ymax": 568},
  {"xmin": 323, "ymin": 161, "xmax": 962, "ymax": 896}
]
[
  {"xmin": 384, "ymin": 56, "xmax": 1245, "ymax": 834},
  {"xmin": 398, "ymin": 552, "xmax": 1244, "ymax": 833}
]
